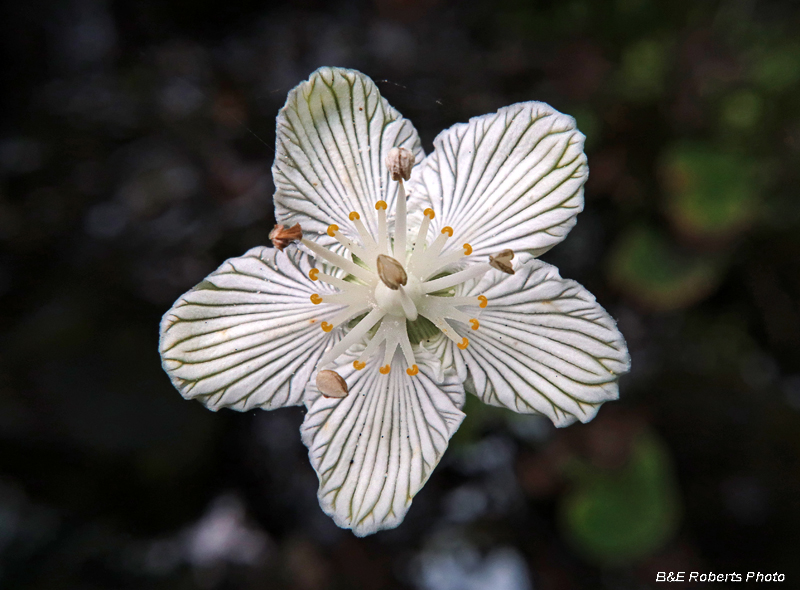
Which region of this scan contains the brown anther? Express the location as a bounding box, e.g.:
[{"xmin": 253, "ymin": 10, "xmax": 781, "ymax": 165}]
[
  {"xmin": 385, "ymin": 147, "xmax": 415, "ymax": 181},
  {"xmin": 489, "ymin": 249, "xmax": 515, "ymax": 275},
  {"xmin": 269, "ymin": 223, "xmax": 302, "ymax": 251},
  {"xmin": 316, "ymin": 370, "xmax": 348, "ymax": 398},
  {"xmin": 376, "ymin": 254, "xmax": 408, "ymax": 290}
]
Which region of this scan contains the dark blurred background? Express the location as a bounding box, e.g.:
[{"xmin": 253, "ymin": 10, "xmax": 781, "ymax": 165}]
[{"xmin": 2, "ymin": 0, "xmax": 800, "ymax": 588}]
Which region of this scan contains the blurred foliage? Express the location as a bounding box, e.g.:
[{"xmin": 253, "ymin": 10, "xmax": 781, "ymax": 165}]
[
  {"xmin": 617, "ymin": 37, "xmax": 673, "ymax": 101},
  {"xmin": 607, "ymin": 225, "xmax": 722, "ymax": 311},
  {"xmin": 660, "ymin": 142, "xmax": 758, "ymax": 242},
  {"xmin": 720, "ymin": 90, "xmax": 763, "ymax": 131},
  {"xmin": 560, "ymin": 431, "xmax": 681, "ymax": 566},
  {"xmin": 748, "ymin": 41, "xmax": 800, "ymax": 93}
]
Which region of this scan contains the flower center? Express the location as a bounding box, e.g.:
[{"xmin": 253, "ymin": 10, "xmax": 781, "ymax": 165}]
[
  {"xmin": 303, "ymin": 176, "xmax": 508, "ymax": 377},
  {"xmin": 374, "ymin": 274, "xmax": 421, "ymax": 320}
]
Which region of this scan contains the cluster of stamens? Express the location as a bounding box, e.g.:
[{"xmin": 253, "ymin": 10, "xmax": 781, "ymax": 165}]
[{"xmin": 274, "ymin": 148, "xmax": 513, "ymax": 387}]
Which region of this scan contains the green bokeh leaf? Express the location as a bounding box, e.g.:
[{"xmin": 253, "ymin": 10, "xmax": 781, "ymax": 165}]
[
  {"xmin": 617, "ymin": 38, "xmax": 672, "ymax": 101},
  {"xmin": 748, "ymin": 42, "xmax": 800, "ymax": 93},
  {"xmin": 720, "ymin": 90, "xmax": 764, "ymax": 131},
  {"xmin": 608, "ymin": 225, "xmax": 722, "ymax": 311},
  {"xmin": 660, "ymin": 143, "xmax": 758, "ymax": 242},
  {"xmin": 559, "ymin": 431, "xmax": 681, "ymax": 566}
]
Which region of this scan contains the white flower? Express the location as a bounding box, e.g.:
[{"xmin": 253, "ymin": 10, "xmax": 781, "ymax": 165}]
[{"xmin": 159, "ymin": 67, "xmax": 630, "ymax": 537}]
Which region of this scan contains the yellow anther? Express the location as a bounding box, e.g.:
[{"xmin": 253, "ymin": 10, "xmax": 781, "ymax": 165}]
[
  {"xmin": 423, "ymin": 208, "xmax": 435, "ymax": 219},
  {"xmin": 309, "ymin": 268, "xmax": 319, "ymax": 281},
  {"xmin": 327, "ymin": 224, "xmax": 339, "ymax": 237},
  {"xmin": 375, "ymin": 201, "xmax": 388, "ymax": 210},
  {"xmin": 349, "ymin": 211, "xmax": 360, "ymax": 221},
  {"xmin": 379, "ymin": 364, "xmax": 391, "ymax": 374},
  {"xmin": 353, "ymin": 360, "xmax": 366, "ymax": 371},
  {"xmin": 469, "ymin": 319, "xmax": 480, "ymax": 330},
  {"xmin": 477, "ymin": 295, "xmax": 488, "ymax": 308},
  {"xmin": 406, "ymin": 364, "xmax": 419, "ymax": 376},
  {"xmin": 457, "ymin": 337, "xmax": 469, "ymax": 350},
  {"xmin": 463, "ymin": 243, "xmax": 473, "ymax": 255},
  {"xmin": 441, "ymin": 226, "xmax": 453, "ymax": 237},
  {"xmin": 321, "ymin": 322, "xmax": 333, "ymax": 332},
  {"xmin": 310, "ymin": 294, "xmax": 323, "ymax": 305}
]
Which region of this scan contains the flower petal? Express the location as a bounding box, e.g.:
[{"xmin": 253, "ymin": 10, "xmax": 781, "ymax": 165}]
[
  {"xmin": 159, "ymin": 247, "xmax": 342, "ymax": 411},
  {"xmin": 407, "ymin": 102, "xmax": 587, "ymax": 258},
  {"xmin": 274, "ymin": 67, "xmax": 424, "ymax": 247},
  {"xmin": 450, "ymin": 259, "xmax": 629, "ymax": 427},
  {"xmin": 301, "ymin": 349, "xmax": 465, "ymax": 536}
]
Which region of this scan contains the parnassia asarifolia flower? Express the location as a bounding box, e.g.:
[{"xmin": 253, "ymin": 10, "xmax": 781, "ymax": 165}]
[{"xmin": 159, "ymin": 67, "xmax": 630, "ymax": 536}]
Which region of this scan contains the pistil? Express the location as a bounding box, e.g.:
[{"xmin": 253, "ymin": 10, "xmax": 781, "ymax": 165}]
[{"xmin": 376, "ymin": 254, "xmax": 407, "ymax": 290}]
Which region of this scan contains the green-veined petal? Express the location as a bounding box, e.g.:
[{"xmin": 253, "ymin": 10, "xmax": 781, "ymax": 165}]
[
  {"xmin": 159, "ymin": 247, "xmax": 341, "ymax": 411},
  {"xmin": 407, "ymin": 102, "xmax": 587, "ymax": 258},
  {"xmin": 274, "ymin": 66, "xmax": 424, "ymax": 248},
  {"xmin": 301, "ymin": 348, "xmax": 465, "ymax": 536},
  {"xmin": 449, "ymin": 259, "xmax": 629, "ymax": 427}
]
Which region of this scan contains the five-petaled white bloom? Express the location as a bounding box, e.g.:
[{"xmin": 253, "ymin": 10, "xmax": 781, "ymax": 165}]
[{"xmin": 159, "ymin": 67, "xmax": 630, "ymax": 536}]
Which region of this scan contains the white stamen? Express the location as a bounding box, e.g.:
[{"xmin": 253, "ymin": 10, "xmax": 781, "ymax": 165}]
[
  {"xmin": 305, "ymin": 174, "xmax": 506, "ymax": 374},
  {"xmin": 381, "ymin": 333, "xmax": 397, "ymax": 368},
  {"xmin": 408, "ymin": 210, "xmax": 433, "ymax": 273},
  {"xmin": 332, "ymin": 230, "xmax": 368, "ymax": 261},
  {"xmin": 422, "ymin": 263, "xmax": 492, "ymax": 294},
  {"xmin": 318, "ymin": 293, "xmax": 359, "ymax": 306},
  {"xmin": 426, "ymin": 314, "xmax": 464, "ymax": 345},
  {"xmin": 419, "ymin": 295, "xmax": 472, "ymax": 324},
  {"xmin": 302, "ymin": 239, "xmax": 375, "ymax": 285},
  {"xmin": 376, "ymin": 202, "xmax": 389, "ymax": 254},
  {"xmin": 315, "ymin": 270, "xmax": 367, "ymax": 293},
  {"xmin": 325, "ymin": 303, "xmax": 371, "ymax": 330},
  {"xmin": 319, "ymin": 307, "xmax": 385, "ymax": 367},
  {"xmin": 355, "ymin": 323, "xmax": 388, "ymax": 365},
  {"xmin": 423, "ymin": 231, "xmax": 449, "ymax": 260},
  {"xmin": 425, "ymin": 250, "xmax": 466, "ymax": 277},
  {"xmin": 351, "ymin": 215, "xmax": 377, "ymax": 250},
  {"xmin": 394, "ymin": 181, "xmax": 407, "ymax": 262},
  {"xmin": 397, "ymin": 329, "xmax": 416, "ymax": 367}
]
